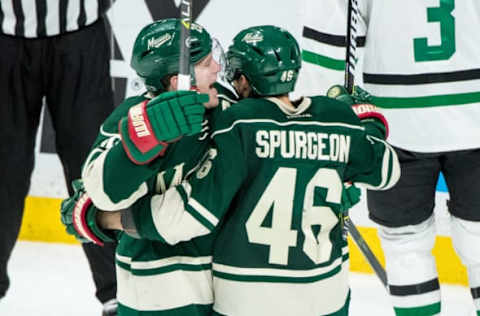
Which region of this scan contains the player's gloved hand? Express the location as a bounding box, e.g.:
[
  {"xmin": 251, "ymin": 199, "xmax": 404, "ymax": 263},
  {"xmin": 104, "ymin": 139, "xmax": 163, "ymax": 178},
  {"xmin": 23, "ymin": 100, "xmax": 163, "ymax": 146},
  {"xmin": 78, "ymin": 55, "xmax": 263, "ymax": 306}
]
[
  {"xmin": 60, "ymin": 180, "xmax": 115, "ymax": 246},
  {"xmin": 327, "ymin": 85, "xmax": 389, "ymax": 139},
  {"xmin": 119, "ymin": 90, "xmax": 209, "ymax": 165},
  {"xmin": 341, "ymin": 182, "xmax": 361, "ymax": 212}
]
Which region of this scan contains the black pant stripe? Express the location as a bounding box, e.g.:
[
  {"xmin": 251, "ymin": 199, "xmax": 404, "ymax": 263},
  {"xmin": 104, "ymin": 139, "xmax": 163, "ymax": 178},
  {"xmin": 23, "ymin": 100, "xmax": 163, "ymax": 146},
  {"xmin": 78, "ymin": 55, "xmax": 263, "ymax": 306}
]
[
  {"xmin": 389, "ymin": 278, "xmax": 440, "ymax": 296},
  {"xmin": 471, "ymin": 287, "xmax": 480, "ymax": 299}
]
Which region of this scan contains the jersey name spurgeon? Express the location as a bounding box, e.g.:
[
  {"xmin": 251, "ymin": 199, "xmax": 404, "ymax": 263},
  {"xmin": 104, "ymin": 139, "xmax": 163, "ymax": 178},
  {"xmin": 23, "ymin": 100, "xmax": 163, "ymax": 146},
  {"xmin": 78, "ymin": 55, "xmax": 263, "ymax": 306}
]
[{"xmin": 255, "ymin": 129, "xmax": 350, "ymax": 162}]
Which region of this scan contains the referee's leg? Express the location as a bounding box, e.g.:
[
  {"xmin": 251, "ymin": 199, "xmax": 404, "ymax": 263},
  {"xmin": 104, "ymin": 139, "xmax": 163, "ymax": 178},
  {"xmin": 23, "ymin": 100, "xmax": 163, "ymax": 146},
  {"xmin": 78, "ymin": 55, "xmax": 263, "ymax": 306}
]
[
  {"xmin": 0, "ymin": 34, "xmax": 45, "ymax": 298},
  {"xmin": 46, "ymin": 19, "xmax": 117, "ymax": 308}
]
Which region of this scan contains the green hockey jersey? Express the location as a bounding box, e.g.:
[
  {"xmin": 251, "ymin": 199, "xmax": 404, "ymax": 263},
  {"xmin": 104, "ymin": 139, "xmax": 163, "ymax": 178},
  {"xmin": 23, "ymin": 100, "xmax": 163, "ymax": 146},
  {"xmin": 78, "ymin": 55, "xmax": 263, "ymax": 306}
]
[
  {"xmin": 82, "ymin": 83, "xmax": 237, "ymax": 212},
  {"xmin": 81, "ymin": 83, "xmax": 238, "ymax": 316},
  {"xmin": 133, "ymin": 96, "xmax": 400, "ymax": 315}
]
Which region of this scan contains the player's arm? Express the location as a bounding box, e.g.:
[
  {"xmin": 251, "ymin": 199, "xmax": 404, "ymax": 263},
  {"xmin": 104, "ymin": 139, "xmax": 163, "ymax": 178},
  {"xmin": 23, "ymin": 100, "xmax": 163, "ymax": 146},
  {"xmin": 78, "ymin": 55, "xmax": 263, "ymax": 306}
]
[
  {"xmin": 345, "ymin": 124, "xmax": 400, "ymax": 191},
  {"xmin": 60, "ymin": 180, "xmax": 119, "ymax": 245},
  {"xmin": 99, "ymin": 112, "xmax": 246, "ymax": 244},
  {"xmin": 82, "ymin": 91, "xmax": 207, "ymax": 211},
  {"xmin": 325, "ymin": 84, "xmax": 400, "ymax": 190},
  {"xmin": 327, "ymin": 85, "xmax": 388, "ymax": 139},
  {"xmin": 328, "ymin": 99, "xmax": 399, "ymax": 191}
]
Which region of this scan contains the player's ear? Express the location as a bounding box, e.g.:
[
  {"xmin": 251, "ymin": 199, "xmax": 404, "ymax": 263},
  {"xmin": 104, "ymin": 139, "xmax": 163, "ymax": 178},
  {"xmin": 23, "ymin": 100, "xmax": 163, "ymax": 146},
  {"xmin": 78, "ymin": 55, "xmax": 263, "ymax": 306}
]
[
  {"xmin": 239, "ymin": 75, "xmax": 252, "ymax": 98},
  {"xmin": 236, "ymin": 74, "xmax": 246, "ymax": 84},
  {"xmin": 168, "ymin": 75, "xmax": 178, "ymax": 91}
]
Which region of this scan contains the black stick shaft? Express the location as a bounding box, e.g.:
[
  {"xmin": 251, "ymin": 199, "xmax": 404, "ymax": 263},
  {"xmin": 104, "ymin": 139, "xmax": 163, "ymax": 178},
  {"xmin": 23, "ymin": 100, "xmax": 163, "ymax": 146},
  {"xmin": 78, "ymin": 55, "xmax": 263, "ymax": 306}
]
[
  {"xmin": 344, "ymin": 0, "xmax": 359, "ymax": 93},
  {"xmin": 343, "ymin": 0, "xmax": 389, "ymax": 291},
  {"xmin": 344, "ymin": 215, "xmax": 388, "ymax": 287}
]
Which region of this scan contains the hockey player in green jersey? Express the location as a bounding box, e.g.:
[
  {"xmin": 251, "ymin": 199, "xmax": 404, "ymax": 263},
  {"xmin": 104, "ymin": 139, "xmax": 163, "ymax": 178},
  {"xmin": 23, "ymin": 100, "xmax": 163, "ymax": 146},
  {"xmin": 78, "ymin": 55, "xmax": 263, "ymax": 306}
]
[
  {"xmin": 60, "ymin": 18, "xmax": 233, "ymax": 316},
  {"xmin": 302, "ymin": 1, "xmax": 480, "ymax": 315},
  {"xmin": 93, "ymin": 25, "xmax": 400, "ymax": 316}
]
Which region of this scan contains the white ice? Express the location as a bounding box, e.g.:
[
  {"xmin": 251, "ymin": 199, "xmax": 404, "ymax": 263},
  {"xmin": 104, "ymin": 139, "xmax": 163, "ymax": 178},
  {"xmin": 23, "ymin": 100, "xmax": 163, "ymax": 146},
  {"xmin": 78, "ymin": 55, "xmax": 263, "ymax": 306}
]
[{"xmin": 0, "ymin": 241, "xmax": 476, "ymax": 316}]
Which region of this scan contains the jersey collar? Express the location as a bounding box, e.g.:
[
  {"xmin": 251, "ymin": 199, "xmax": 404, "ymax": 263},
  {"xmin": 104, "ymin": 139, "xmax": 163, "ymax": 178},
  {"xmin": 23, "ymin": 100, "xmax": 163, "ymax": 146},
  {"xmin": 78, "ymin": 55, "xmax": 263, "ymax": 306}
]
[{"xmin": 266, "ymin": 96, "xmax": 312, "ymax": 116}]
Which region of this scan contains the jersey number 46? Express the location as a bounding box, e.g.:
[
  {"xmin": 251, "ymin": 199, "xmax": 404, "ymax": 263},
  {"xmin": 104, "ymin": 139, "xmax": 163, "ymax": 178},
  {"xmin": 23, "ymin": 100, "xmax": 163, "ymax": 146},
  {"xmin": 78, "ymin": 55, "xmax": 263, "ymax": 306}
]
[{"xmin": 246, "ymin": 167, "xmax": 342, "ymax": 266}]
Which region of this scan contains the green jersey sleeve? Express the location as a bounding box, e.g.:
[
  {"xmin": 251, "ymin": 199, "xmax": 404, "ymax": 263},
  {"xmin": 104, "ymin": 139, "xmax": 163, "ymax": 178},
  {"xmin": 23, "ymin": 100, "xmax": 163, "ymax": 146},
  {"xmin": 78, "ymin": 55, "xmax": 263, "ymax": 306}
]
[
  {"xmin": 123, "ymin": 109, "xmax": 246, "ymax": 243},
  {"xmin": 346, "ymin": 133, "xmax": 400, "ymax": 190},
  {"xmin": 81, "ymin": 95, "xmax": 177, "ymax": 211},
  {"xmin": 308, "ymin": 96, "xmax": 400, "ymax": 190},
  {"xmin": 115, "ymin": 88, "xmax": 241, "ymax": 242}
]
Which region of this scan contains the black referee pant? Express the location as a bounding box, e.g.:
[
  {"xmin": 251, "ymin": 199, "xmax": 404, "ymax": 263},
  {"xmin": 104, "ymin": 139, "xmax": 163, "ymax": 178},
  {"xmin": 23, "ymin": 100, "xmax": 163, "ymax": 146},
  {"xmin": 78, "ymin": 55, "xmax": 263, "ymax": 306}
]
[{"xmin": 0, "ymin": 18, "xmax": 116, "ymax": 303}]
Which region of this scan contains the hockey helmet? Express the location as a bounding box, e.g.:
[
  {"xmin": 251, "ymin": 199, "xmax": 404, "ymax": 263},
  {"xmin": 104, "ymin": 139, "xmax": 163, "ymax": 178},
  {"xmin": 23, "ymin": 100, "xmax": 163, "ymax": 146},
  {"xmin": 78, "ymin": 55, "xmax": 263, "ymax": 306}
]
[
  {"xmin": 226, "ymin": 25, "xmax": 301, "ymax": 96},
  {"xmin": 130, "ymin": 18, "xmax": 212, "ymax": 92}
]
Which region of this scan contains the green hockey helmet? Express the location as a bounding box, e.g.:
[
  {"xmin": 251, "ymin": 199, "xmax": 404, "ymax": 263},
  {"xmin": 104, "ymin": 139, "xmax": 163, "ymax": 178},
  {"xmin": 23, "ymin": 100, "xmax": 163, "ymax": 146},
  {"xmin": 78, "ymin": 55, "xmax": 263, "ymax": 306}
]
[
  {"xmin": 226, "ymin": 25, "xmax": 301, "ymax": 96},
  {"xmin": 130, "ymin": 18, "xmax": 212, "ymax": 92}
]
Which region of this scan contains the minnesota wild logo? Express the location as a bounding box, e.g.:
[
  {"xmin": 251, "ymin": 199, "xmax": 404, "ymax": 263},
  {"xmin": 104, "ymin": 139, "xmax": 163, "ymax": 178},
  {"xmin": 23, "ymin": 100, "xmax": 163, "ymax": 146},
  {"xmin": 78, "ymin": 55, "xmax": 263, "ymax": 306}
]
[
  {"xmin": 242, "ymin": 32, "xmax": 263, "ymax": 44},
  {"xmin": 147, "ymin": 33, "xmax": 173, "ymax": 49}
]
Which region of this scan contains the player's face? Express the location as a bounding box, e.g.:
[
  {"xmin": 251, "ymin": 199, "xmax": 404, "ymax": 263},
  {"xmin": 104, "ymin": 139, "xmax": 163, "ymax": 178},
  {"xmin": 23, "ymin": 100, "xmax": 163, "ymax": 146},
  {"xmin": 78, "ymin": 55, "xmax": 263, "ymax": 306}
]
[{"xmin": 194, "ymin": 53, "xmax": 220, "ymax": 109}]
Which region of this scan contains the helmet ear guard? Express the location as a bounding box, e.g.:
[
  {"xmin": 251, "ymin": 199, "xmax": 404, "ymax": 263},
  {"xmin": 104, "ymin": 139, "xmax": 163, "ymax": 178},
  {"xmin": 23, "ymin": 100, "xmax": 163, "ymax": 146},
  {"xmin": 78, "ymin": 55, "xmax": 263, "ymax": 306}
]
[
  {"xmin": 226, "ymin": 25, "xmax": 302, "ymax": 97},
  {"xmin": 130, "ymin": 18, "xmax": 213, "ymax": 93}
]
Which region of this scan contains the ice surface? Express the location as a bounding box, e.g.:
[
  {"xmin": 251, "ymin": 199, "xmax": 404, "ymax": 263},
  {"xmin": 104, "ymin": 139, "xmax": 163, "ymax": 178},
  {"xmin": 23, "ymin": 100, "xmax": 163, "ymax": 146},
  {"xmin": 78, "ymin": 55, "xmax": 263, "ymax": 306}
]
[{"xmin": 0, "ymin": 241, "xmax": 475, "ymax": 316}]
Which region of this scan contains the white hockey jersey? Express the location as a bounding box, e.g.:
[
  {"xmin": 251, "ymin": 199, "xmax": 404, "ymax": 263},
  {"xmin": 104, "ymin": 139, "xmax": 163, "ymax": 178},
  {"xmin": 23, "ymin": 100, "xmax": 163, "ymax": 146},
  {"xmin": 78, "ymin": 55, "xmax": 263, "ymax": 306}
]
[{"xmin": 301, "ymin": 0, "xmax": 480, "ymax": 152}]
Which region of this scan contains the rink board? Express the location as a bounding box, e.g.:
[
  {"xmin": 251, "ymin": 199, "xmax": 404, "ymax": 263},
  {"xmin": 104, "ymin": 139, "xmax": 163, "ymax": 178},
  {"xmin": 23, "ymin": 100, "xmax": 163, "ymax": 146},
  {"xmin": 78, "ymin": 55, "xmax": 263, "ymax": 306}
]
[{"xmin": 19, "ymin": 187, "xmax": 467, "ymax": 286}]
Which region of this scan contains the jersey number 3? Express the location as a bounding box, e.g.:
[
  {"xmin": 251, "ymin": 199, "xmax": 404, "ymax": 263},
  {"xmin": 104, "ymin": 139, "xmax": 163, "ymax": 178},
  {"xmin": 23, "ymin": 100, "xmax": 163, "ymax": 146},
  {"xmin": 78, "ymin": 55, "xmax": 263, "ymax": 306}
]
[
  {"xmin": 246, "ymin": 167, "xmax": 341, "ymax": 266},
  {"xmin": 414, "ymin": 0, "xmax": 456, "ymax": 62}
]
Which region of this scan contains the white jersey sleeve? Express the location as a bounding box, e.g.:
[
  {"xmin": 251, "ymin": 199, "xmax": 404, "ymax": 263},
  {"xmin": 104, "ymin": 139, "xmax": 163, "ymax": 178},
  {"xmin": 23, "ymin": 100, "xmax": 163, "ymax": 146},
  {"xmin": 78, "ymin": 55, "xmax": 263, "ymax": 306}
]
[{"xmin": 297, "ymin": 0, "xmax": 366, "ymax": 97}]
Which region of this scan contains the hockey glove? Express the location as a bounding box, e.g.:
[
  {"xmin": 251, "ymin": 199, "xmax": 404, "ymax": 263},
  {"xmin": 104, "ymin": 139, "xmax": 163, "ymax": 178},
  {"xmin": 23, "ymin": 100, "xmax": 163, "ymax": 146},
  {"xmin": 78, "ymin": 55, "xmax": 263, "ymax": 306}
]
[
  {"xmin": 327, "ymin": 85, "xmax": 389, "ymax": 140},
  {"xmin": 341, "ymin": 182, "xmax": 361, "ymax": 213},
  {"xmin": 60, "ymin": 180, "xmax": 115, "ymax": 246},
  {"xmin": 119, "ymin": 90, "xmax": 209, "ymax": 165}
]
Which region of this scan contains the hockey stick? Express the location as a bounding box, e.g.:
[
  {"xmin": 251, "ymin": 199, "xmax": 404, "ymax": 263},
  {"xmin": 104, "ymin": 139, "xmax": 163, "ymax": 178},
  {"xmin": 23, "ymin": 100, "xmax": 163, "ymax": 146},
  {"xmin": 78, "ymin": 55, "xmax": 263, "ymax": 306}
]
[
  {"xmin": 178, "ymin": 0, "xmax": 193, "ymax": 90},
  {"xmin": 342, "ymin": 184, "xmax": 387, "ymax": 287},
  {"xmin": 343, "ymin": 0, "xmax": 389, "ymax": 289},
  {"xmin": 344, "ymin": 0, "xmax": 359, "ymax": 94},
  {"xmin": 343, "ymin": 215, "xmax": 388, "ymax": 287}
]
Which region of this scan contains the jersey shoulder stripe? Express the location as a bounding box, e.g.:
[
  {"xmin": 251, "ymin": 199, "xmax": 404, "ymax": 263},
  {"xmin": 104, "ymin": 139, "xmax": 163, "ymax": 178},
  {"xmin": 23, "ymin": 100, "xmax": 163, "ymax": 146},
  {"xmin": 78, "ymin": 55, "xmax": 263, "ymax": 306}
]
[
  {"xmin": 211, "ymin": 96, "xmax": 363, "ymax": 135},
  {"xmin": 211, "ymin": 118, "xmax": 364, "ymax": 139}
]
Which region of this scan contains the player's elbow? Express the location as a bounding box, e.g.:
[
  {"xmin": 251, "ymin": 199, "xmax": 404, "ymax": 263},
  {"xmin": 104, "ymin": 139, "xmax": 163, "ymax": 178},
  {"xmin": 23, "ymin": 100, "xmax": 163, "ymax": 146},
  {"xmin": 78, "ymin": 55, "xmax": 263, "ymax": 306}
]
[
  {"xmin": 161, "ymin": 220, "xmax": 211, "ymax": 245},
  {"xmin": 150, "ymin": 191, "xmax": 212, "ymax": 245}
]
